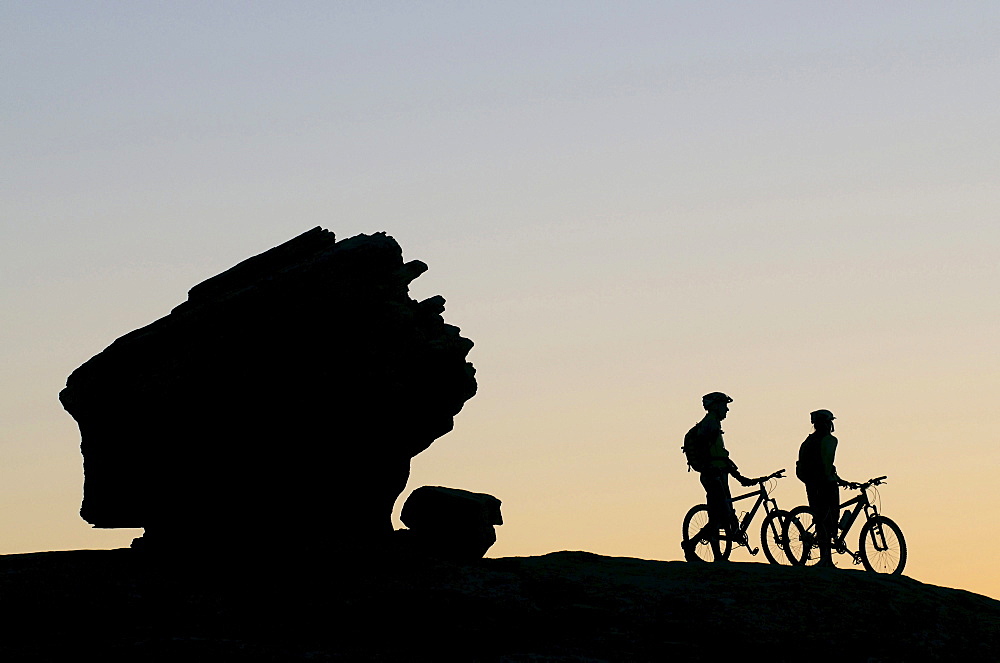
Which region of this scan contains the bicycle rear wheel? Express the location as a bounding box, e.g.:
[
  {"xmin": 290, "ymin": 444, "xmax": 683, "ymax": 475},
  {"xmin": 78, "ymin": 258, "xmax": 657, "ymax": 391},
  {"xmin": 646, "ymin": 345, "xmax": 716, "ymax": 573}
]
[
  {"xmin": 682, "ymin": 504, "xmax": 732, "ymax": 562},
  {"xmin": 760, "ymin": 509, "xmax": 792, "ymax": 565},
  {"xmin": 859, "ymin": 516, "xmax": 906, "ymax": 574},
  {"xmin": 783, "ymin": 506, "xmax": 822, "ymax": 566}
]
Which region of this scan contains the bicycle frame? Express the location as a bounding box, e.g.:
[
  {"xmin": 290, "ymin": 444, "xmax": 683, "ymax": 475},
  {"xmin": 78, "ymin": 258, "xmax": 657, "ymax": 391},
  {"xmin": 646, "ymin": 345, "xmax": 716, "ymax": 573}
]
[
  {"xmin": 682, "ymin": 470, "xmax": 789, "ymax": 563},
  {"xmin": 718, "ymin": 481, "xmax": 781, "ymax": 545},
  {"xmin": 799, "ymin": 480, "xmax": 893, "ymax": 564},
  {"xmin": 784, "ymin": 476, "xmax": 904, "ymax": 572},
  {"xmin": 831, "ymin": 488, "xmax": 878, "ymax": 549}
]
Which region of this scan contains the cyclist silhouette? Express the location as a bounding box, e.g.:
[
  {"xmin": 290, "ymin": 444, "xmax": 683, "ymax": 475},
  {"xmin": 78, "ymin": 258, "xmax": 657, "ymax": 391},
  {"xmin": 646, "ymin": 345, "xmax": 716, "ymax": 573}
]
[
  {"xmin": 681, "ymin": 392, "xmax": 758, "ymax": 562},
  {"xmin": 794, "ymin": 409, "xmax": 848, "ymax": 567}
]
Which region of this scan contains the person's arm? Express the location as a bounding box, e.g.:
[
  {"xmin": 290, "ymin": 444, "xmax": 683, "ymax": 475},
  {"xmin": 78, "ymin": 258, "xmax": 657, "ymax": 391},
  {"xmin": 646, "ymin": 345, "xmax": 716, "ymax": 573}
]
[
  {"xmin": 723, "ymin": 446, "xmax": 756, "ymax": 486},
  {"xmin": 711, "ymin": 432, "xmax": 756, "ymax": 485}
]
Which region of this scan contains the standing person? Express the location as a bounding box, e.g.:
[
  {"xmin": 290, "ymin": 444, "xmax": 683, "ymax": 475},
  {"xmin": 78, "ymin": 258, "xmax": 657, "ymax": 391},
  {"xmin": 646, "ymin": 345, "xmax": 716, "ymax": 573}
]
[
  {"xmin": 795, "ymin": 409, "xmax": 846, "ymax": 567},
  {"xmin": 681, "ymin": 392, "xmax": 757, "ymax": 562}
]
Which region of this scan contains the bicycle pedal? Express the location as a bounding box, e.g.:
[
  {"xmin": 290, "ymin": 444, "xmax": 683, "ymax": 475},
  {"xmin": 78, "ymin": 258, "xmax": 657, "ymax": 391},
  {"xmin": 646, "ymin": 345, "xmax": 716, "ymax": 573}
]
[{"xmin": 749, "ymin": 546, "xmax": 759, "ymax": 556}]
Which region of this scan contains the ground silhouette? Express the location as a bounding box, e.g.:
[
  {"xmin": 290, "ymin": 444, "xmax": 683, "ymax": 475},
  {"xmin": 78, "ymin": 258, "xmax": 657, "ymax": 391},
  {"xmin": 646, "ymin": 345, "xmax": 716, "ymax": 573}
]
[{"xmin": 0, "ymin": 548, "xmax": 995, "ymax": 661}]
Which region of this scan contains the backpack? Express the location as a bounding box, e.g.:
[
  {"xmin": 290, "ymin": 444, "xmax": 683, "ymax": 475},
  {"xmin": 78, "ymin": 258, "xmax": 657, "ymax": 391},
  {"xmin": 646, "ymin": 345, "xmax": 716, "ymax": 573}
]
[{"xmin": 682, "ymin": 422, "xmax": 712, "ymax": 472}]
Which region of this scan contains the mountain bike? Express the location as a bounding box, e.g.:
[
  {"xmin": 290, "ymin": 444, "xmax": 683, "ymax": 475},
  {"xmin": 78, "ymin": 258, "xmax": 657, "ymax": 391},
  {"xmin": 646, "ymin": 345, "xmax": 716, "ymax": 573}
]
[
  {"xmin": 681, "ymin": 470, "xmax": 792, "ymax": 564},
  {"xmin": 783, "ymin": 476, "xmax": 906, "ymax": 574}
]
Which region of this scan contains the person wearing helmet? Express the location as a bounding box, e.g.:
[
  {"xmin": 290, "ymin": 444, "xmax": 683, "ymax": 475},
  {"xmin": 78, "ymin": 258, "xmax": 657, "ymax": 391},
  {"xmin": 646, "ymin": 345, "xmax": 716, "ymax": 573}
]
[
  {"xmin": 795, "ymin": 409, "xmax": 846, "ymax": 567},
  {"xmin": 681, "ymin": 392, "xmax": 758, "ymax": 562}
]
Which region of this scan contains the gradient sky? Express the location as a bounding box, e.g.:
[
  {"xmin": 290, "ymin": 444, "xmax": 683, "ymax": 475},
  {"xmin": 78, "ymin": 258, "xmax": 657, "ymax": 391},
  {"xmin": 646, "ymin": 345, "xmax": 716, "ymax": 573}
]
[{"xmin": 3, "ymin": 2, "xmax": 999, "ymax": 599}]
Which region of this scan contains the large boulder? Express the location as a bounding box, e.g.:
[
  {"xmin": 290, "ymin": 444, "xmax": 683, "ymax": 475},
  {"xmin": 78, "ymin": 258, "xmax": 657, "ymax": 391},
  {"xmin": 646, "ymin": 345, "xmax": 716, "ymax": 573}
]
[{"xmin": 59, "ymin": 228, "xmax": 477, "ymax": 553}]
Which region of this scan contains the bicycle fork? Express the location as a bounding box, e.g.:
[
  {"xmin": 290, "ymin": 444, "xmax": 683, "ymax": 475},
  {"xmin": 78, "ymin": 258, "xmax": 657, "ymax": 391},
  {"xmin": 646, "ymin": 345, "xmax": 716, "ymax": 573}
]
[
  {"xmin": 862, "ymin": 505, "xmax": 892, "ymax": 552},
  {"xmin": 837, "ymin": 505, "xmax": 882, "ymax": 564}
]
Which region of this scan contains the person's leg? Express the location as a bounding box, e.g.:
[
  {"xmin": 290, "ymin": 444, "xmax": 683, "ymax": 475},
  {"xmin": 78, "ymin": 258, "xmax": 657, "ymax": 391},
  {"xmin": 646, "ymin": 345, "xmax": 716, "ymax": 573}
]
[
  {"xmin": 716, "ymin": 473, "xmax": 742, "ymax": 543},
  {"xmin": 824, "ymin": 482, "xmax": 840, "ymax": 550},
  {"xmin": 697, "ymin": 470, "xmax": 738, "ymax": 540},
  {"xmin": 683, "ymin": 470, "xmax": 726, "ymax": 560},
  {"xmin": 806, "ymin": 482, "xmax": 835, "ymax": 565}
]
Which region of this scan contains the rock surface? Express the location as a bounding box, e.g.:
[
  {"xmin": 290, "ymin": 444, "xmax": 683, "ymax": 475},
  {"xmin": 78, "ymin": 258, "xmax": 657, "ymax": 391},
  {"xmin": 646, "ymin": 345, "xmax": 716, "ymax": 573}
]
[
  {"xmin": 59, "ymin": 228, "xmax": 477, "ymax": 552},
  {"xmin": 0, "ymin": 549, "xmax": 996, "ymax": 661}
]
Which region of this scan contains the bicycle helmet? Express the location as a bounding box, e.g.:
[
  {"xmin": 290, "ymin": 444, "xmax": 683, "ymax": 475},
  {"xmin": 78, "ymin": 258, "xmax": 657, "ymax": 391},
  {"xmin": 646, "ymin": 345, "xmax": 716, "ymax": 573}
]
[{"xmin": 702, "ymin": 392, "xmax": 733, "ymax": 409}]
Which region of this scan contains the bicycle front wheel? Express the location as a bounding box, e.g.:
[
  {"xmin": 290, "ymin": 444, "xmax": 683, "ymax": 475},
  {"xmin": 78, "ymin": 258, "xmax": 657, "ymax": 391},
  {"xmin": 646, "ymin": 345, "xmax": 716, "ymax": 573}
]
[
  {"xmin": 859, "ymin": 516, "xmax": 907, "ymax": 574},
  {"xmin": 760, "ymin": 509, "xmax": 792, "ymax": 565},
  {"xmin": 682, "ymin": 504, "xmax": 732, "ymax": 562},
  {"xmin": 783, "ymin": 506, "xmax": 822, "ymax": 566}
]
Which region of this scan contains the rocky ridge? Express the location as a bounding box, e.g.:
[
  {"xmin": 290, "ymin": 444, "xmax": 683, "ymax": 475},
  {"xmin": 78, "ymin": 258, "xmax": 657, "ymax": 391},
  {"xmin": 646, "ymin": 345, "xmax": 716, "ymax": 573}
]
[{"xmin": 0, "ymin": 549, "xmax": 995, "ymax": 661}]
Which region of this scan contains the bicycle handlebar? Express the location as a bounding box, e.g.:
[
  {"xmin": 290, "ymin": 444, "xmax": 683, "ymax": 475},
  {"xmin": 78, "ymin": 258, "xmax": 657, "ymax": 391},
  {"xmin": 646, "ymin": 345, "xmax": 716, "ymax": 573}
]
[
  {"xmin": 848, "ymin": 476, "xmax": 888, "ymax": 490},
  {"xmin": 752, "ymin": 469, "xmax": 786, "ymax": 484}
]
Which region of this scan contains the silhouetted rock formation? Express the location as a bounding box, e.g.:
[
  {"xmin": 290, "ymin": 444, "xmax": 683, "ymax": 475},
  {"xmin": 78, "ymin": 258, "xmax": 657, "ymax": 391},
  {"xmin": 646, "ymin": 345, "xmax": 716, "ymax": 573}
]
[
  {"xmin": 399, "ymin": 485, "xmax": 503, "ymax": 560},
  {"xmin": 0, "ymin": 549, "xmax": 997, "ymax": 661},
  {"xmin": 59, "ymin": 228, "xmax": 476, "ymax": 553}
]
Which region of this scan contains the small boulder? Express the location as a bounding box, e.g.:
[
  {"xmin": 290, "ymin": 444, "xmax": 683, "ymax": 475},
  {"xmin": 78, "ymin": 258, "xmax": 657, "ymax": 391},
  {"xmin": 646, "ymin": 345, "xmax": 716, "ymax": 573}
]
[{"xmin": 400, "ymin": 486, "xmax": 502, "ymax": 561}]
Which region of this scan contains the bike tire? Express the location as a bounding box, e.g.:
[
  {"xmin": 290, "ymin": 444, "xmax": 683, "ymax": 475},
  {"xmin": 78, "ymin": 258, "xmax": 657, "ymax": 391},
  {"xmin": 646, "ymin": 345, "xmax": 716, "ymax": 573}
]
[
  {"xmin": 682, "ymin": 504, "xmax": 732, "ymax": 562},
  {"xmin": 859, "ymin": 516, "xmax": 907, "ymax": 575},
  {"xmin": 760, "ymin": 509, "xmax": 792, "ymax": 565},
  {"xmin": 783, "ymin": 506, "xmax": 822, "ymax": 566}
]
